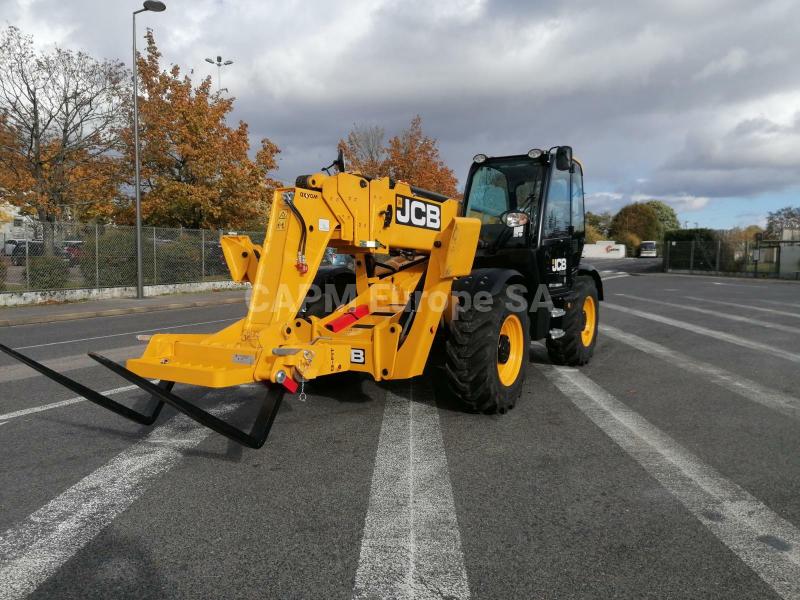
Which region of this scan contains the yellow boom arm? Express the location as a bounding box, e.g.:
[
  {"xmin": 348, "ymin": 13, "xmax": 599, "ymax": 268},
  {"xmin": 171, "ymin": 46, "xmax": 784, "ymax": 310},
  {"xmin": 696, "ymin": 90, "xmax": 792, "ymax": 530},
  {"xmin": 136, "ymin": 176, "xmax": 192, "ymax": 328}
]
[{"xmin": 126, "ymin": 172, "xmax": 481, "ymax": 390}]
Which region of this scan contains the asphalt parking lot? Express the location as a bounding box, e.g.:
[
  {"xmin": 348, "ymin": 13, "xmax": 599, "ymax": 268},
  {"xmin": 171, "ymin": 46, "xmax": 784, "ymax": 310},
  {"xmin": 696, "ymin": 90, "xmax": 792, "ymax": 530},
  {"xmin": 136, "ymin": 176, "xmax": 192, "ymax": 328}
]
[{"xmin": 1, "ymin": 261, "xmax": 800, "ymax": 599}]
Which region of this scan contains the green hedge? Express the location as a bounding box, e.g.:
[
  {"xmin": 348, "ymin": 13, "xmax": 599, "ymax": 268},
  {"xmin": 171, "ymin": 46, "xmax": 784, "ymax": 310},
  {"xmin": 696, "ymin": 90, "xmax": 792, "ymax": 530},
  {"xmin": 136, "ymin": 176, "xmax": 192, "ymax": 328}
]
[
  {"xmin": 153, "ymin": 240, "xmax": 202, "ymax": 284},
  {"xmin": 79, "ymin": 230, "xmax": 203, "ymax": 287},
  {"xmin": 663, "ymin": 228, "xmax": 717, "ymax": 243},
  {"xmin": 23, "ymin": 255, "xmax": 70, "ymax": 290},
  {"xmin": 79, "ymin": 230, "xmax": 137, "ymax": 287}
]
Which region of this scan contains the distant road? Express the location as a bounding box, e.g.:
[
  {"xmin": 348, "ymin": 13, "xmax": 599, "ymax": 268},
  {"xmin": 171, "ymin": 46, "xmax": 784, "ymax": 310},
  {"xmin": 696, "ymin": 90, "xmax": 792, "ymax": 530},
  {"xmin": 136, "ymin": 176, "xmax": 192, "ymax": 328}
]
[{"xmin": 587, "ymin": 256, "xmax": 663, "ymax": 274}]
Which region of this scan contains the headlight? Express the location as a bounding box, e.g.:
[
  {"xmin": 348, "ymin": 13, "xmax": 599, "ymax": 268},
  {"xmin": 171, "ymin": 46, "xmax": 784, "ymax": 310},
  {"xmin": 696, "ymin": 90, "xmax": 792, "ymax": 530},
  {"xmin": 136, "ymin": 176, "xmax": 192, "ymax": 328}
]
[
  {"xmin": 501, "ymin": 212, "xmax": 530, "ymax": 227},
  {"xmin": 473, "ymin": 153, "xmax": 488, "ymax": 164},
  {"xmin": 527, "ymin": 149, "xmax": 543, "ymax": 159}
]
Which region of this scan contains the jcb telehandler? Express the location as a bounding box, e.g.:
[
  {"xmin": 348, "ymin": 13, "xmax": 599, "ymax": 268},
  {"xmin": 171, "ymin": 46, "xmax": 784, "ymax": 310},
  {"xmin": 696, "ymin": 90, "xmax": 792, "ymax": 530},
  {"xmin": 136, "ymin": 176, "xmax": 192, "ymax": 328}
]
[{"xmin": 0, "ymin": 146, "xmax": 602, "ymax": 448}]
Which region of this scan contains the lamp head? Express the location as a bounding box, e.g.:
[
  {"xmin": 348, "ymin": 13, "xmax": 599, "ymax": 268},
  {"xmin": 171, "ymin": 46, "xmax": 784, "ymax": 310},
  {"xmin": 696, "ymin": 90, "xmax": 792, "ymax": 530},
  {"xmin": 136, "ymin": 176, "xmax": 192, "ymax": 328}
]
[{"xmin": 143, "ymin": 1, "xmax": 166, "ymax": 11}]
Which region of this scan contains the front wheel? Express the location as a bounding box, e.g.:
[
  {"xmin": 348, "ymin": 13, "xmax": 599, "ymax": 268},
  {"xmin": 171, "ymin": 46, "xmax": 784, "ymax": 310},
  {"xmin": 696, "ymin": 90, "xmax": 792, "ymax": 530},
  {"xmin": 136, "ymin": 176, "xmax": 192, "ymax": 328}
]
[
  {"xmin": 445, "ymin": 284, "xmax": 530, "ymax": 414},
  {"xmin": 546, "ymin": 275, "xmax": 598, "ymax": 366}
]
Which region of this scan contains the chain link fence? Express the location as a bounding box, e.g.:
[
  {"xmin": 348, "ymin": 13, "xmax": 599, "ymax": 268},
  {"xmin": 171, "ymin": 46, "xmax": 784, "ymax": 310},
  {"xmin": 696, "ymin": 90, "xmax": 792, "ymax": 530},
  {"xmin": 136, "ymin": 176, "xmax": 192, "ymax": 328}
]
[
  {"xmin": 0, "ymin": 221, "xmax": 263, "ymax": 293},
  {"xmin": 664, "ymin": 240, "xmax": 800, "ymax": 279}
]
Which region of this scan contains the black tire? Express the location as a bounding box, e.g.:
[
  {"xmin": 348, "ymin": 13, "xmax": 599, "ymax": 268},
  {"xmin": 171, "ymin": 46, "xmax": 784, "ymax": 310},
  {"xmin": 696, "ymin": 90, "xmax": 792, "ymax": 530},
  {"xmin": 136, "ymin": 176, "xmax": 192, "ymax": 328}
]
[
  {"xmin": 445, "ymin": 284, "xmax": 530, "ymax": 414},
  {"xmin": 546, "ymin": 275, "xmax": 598, "ymax": 366}
]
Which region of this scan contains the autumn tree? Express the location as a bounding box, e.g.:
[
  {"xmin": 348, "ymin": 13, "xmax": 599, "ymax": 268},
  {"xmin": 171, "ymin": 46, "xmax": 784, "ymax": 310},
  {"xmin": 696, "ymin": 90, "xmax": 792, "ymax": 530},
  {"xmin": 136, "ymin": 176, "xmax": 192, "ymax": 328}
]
[
  {"xmin": 643, "ymin": 200, "xmax": 680, "ymax": 232},
  {"xmin": 609, "ymin": 203, "xmax": 661, "ymax": 242},
  {"xmin": 339, "ymin": 124, "xmax": 385, "ymax": 178},
  {"xmin": 722, "ymin": 225, "xmax": 763, "ymax": 243},
  {"xmin": 586, "ymin": 211, "xmax": 612, "ymax": 238},
  {"xmin": 0, "ymin": 203, "xmax": 12, "ymax": 224},
  {"xmin": 385, "ymin": 116, "xmax": 458, "ymax": 197},
  {"xmin": 765, "ymin": 206, "xmax": 800, "ymax": 240},
  {"xmin": 124, "ymin": 31, "xmax": 280, "ymax": 230},
  {"xmin": 339, "ymin": 116, "xmax": 458, "ymax": 198},
  {"xmin": 585, "ymin": 223, "xmax": 602, "ymax": 243},
  {"xmin": 0, "ymin": 26, "xmax": 128, "ymax": 233}
]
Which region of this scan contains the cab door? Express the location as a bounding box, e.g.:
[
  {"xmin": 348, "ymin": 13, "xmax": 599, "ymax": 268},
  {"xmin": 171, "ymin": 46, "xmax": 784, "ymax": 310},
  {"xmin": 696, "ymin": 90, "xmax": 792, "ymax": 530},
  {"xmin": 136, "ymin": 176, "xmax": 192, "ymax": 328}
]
[
  {"xmin": 569, "ymin": 161, "xmax": 586, "ymax": 275},
  {"xmin": 539, "ymin": 159, "xmax": 573, "ymax": 292}
]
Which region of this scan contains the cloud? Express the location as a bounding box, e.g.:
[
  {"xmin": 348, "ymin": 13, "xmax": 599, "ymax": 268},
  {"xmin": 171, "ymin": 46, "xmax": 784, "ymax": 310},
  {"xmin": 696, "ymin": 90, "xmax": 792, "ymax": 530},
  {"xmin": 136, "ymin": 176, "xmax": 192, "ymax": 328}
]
[{"xmin": 3, "ymin": 0, "xmax": 800, "ymax": 213}]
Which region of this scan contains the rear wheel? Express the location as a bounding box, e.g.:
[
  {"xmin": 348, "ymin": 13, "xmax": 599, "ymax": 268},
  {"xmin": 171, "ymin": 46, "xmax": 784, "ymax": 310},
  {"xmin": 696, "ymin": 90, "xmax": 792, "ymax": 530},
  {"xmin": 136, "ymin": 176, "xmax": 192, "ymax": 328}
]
[
  {"xmin": 546, "ymin": 275, "xmax": 598, "ymax": 366},
  {"xmin": 445, "ymin": 284, "xmax": 530, "ymax": 413}
]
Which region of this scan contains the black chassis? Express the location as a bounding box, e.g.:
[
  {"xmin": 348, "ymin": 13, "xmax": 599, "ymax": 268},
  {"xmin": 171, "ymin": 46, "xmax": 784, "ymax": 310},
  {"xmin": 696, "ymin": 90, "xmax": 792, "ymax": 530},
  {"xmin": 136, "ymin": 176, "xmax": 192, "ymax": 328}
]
[{"xmin": 455, "ymin": 149, "xmax": 603, "ymax": 341}]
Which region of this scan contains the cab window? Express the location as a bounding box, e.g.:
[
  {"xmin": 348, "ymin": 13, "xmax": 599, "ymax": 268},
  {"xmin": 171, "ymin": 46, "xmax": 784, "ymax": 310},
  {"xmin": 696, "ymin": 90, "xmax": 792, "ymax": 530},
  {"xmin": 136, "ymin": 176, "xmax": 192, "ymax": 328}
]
[
  {"xmin": 465, "ymin": 166, "xmax": 509, "ymax": 223},
  {"xmin": 543, "ymin": 166, "xmax": 571, "ymax": 237},
  {"xmin": 571, "ymin": 163, "xmax": 585, "ymax": 235}
]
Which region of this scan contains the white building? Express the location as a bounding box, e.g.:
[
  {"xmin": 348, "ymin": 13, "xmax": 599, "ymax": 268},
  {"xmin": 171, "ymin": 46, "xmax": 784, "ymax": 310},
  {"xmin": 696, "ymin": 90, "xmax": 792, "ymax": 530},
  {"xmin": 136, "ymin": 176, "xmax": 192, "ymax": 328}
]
[
  {"xmin": 781, "ymin": 228, "xmax": 800, "ymax": 241},
  {"xmin": 0, "ymin": 202, "xmax": 27, "ymax": 241}
]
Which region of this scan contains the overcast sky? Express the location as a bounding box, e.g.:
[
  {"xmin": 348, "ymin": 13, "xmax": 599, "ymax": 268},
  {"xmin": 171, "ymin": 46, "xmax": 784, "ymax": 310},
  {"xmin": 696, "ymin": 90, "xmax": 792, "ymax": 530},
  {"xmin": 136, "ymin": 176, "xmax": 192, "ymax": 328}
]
[{"xmin": 3, "ymin": 0, "xmax": 800, "ymax": 228}]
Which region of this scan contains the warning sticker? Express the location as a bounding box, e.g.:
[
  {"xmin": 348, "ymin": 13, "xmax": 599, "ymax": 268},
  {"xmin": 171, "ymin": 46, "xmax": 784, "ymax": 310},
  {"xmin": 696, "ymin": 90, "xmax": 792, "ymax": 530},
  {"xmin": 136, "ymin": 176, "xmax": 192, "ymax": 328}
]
[
  {"xmin": 276, "ymin": 209, "xmax": 288, "ymax": 231},
  {"xmin": 318, "ymin": 218, "xmax": 330, "ymax": 232}
]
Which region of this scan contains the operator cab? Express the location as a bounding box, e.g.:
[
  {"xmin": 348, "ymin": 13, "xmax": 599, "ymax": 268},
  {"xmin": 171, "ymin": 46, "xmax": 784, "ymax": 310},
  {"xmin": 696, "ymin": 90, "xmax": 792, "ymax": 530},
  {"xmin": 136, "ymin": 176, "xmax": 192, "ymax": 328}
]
[{"xmin": 462, "ymin": 146, "xmax": 586, "ymax": 297}]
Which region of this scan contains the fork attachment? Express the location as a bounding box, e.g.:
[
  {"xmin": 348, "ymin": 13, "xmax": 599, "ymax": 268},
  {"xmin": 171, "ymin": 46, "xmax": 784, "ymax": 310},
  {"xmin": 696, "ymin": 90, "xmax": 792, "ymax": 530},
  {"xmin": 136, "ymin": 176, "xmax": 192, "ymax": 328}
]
[{"xmin": 0, "ymin": 344, "xmax": 283, "ymax": 449}]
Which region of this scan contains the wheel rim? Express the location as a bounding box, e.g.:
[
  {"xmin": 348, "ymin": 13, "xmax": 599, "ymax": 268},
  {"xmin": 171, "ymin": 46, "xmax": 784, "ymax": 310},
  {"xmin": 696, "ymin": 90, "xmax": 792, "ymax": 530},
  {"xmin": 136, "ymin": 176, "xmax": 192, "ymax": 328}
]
[
  {"xmin": 581, "ymin": 296, "xmax": 596, "ymax": 347},
  {"xmin": 497, "ymin": 314, "xmax": 524, "ymax": 386}
]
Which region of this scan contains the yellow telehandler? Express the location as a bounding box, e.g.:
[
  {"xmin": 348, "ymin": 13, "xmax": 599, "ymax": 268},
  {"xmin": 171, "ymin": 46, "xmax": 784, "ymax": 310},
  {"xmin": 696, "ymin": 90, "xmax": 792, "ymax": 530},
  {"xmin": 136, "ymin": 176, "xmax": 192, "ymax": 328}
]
[{"xmin": 1, "ymin": 146, "xmax": 602, "ymax": 448}]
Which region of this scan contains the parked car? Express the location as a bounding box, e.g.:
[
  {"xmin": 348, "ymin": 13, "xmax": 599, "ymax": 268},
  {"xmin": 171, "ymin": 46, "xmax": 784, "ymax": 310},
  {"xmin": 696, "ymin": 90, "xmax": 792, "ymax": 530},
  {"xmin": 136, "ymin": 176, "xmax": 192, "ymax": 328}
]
[
  {"xmin": 62, "ymin": 240, "xmax": 85, "ymax": 266},
  {"xmin": 639, "ymin": 240, "xmax": 658, "ymax": 258},
  {"xmin": 3, "ymin": 239, "xmax": 25, "ymax": 257},
  {"xmin": 10, "ymin": 241, "xmax": 69, "ymax": 266}
]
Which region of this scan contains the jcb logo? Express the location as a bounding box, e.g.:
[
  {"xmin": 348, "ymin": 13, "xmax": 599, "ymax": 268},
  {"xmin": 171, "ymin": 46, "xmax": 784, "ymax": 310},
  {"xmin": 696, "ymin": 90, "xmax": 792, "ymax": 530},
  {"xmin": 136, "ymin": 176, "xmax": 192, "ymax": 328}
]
[
  {"xmin": 551, "ymin": 258, "xmax": 567, "ymax": 272},
  {"xmin": 395, "ymin": 195, "xmax": 441, "ymax": 231}
]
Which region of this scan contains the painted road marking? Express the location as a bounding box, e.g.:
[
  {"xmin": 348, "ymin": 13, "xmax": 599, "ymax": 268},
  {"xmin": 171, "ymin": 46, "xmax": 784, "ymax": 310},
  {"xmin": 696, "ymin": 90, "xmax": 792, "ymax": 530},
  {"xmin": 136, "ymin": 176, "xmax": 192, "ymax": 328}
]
[
  {"xmin": 8, "ymin": 318, "xmax": 237, "ymax": 351},
  {"xmin": 0, "ymin": 385, "xmax": 141, "ymax": 423},
  {"xmin": 0, "ymin": 345, "xmax": 140, "ymax": 385},
  {"xmin": 604, "ymin": 303, "xmax": 800, "ymax": 365},
  {"xmin": 682, "ymin": 297, "xmax": 800, "ymax": 319},
  {"xmin": 538, "ymin": 364, "xmax": 800, "ymax": 599},
  {"xmin": 353, "ymin": 385, "xmax": 470, "ymax": 600},
  {"xmin": 600, "ymin": 324, "xmax": 800, "ymax": 420},
  {"xmin": 602, "ymin": 274, "xmax": 629, "ymax": 280},
  {"xmin": 761, "ymin": 299, "xmax": 800, "ymax": 310},
  {"xmin": 615, "ymin": 293, "xmax": 800, "ymax": 335},
  {"xmin": 0, "ymin": 398, "xmax": 236, "ymax": 600}
]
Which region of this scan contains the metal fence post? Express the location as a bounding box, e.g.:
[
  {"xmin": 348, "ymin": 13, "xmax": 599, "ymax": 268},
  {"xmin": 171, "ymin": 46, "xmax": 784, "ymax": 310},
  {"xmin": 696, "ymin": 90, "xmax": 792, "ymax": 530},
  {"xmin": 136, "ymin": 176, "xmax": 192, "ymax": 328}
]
[
  {"xmin": 94, "ymin": 223, "xmax": 100, "ymax": 289},
  {"xmin": 715, "ymin": 240, "xmax": 721, "ymax": 272},
  {"xmin": 664, "ymin": 241, "xmax": 670, "ymax": 272},
  {"xmin": 201, "ymin": 229, "xmax": 206, "ymax": 281},
  {"xmin": 689, "ymin": 240, "xmax": 695, "ymax": 273},
  {"xmin": 25, "ymin": 229, "xmax": 30, "ymax": 289},
  {"xmin": 153, "ymin": 227, "xmax": 157, "ymax": 287}
]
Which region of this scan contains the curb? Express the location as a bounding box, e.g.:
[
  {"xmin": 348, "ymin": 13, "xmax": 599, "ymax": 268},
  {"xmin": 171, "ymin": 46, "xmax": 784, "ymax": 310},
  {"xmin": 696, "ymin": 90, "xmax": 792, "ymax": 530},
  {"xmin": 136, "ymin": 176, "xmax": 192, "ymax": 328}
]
[{"xmin": 0, "ymin": 296, "xmax": 244, "ymax": 327}]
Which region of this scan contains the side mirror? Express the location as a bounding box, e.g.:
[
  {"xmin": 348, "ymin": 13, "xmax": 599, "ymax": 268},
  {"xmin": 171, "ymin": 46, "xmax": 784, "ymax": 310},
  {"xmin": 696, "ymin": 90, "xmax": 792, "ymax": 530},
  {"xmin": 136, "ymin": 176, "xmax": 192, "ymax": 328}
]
[
  {"xmin": 335, "ymin": 148, "xmax": 346, "ymax": 173},
  {"xmin": 556, "ymin": 146, "xmax": 572, "ymax": 171}
]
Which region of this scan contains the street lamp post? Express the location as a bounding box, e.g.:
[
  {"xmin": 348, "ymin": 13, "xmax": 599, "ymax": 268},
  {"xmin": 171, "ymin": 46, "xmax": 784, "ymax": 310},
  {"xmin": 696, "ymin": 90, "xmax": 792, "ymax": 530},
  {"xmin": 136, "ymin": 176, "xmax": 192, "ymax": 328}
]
[
  {"xmin": 133, "ymin": 0, "xmax": 166, "ymax": 299},
  {"xmin": 205, "ymin": 56, "xmax": 234, "ymax": 93}
]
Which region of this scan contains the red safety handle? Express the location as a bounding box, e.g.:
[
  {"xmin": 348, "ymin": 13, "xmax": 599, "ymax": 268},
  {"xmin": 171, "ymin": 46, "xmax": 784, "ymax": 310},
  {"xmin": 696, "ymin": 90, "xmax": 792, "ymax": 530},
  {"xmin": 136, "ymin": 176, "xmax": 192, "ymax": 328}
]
[{"xmin": 325, "ymin": 304, "xmax": 371, "ymax": 333}]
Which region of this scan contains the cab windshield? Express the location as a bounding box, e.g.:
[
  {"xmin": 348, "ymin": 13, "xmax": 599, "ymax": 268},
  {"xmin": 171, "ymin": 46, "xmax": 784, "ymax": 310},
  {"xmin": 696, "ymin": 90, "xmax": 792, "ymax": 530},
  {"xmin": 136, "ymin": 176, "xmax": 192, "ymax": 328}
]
[{"xmin": 464, "ymin": 158, "xmax": 545, "ymax": 246}]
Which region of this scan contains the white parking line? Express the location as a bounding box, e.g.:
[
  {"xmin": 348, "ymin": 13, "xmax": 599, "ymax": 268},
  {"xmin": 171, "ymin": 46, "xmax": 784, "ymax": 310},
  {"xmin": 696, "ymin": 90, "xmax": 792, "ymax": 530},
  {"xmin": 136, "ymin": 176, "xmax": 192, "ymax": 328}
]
[
  {"xmin": 604, "ymin": 303, "xmax": 800, "ymax": 365},
  {"xmin": 0, "ymin": 398, "xmax": 236, "ymax": 600},
  {"xmin": 601, "ymin": 274, "xmax": 629, "ymax": 281},
  {"xmin": 0, "ymin": 345, "xmax": 140, "ymax": 385},
  {"xmin": 538, "ymin": 364, "xmax": 800, "ymax": 599},
  {"xmin": 615, "ymin": 293, "xmax": 800, "ymax": 335},
  {"xmin": 0, "ymin": 385, "xmax": 140, "ymax": 423},
  {"xmin": 600, "ymin": 324, "xmax": 800, "ymax": 420},
  {"xmin": 9, "ymin": 318, "xmax": 237, "ymax": 351},
  {"xmin": 683, "ymin": 296, "xmax": 800, "ymax": 319},
  {"xmin": 762, "ymin": 299, "xmax": 800, "ymax": 310},
  {"xmin": 353, "ymin": 386, "xmax": 470, "ymax": 600}
]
